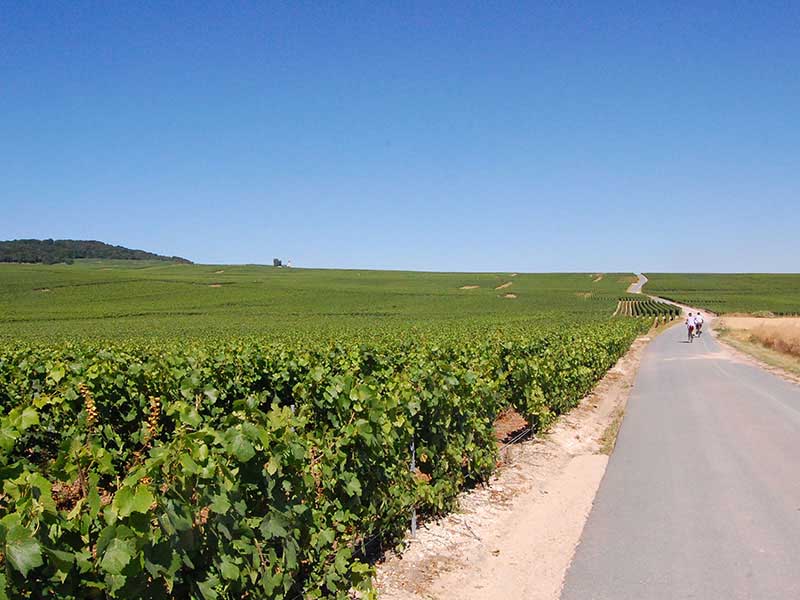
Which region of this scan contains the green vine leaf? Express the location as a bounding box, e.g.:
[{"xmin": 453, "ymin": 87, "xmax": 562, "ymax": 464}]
[
  {"xmin": 100, "ymin": 538, "xmax": 134, "ymax": 575},
  {"xmin": 4, "ymin": 523, "xmax": 43, "ymax": 577}
]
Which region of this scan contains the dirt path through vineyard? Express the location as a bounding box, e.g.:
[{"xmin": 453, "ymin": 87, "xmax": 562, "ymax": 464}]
[{"xmin": 375, "ymin": 330, "xmax": 659, "ymax": 599}]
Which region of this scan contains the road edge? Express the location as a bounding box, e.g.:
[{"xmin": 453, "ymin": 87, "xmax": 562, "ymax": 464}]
[
  {"xmin": 374, "ymin": 324, "xmax": 667, "ymax": 599},
  {"xmin": 711, "ymin": 322, "xmax": 800, "ymax": 387}
]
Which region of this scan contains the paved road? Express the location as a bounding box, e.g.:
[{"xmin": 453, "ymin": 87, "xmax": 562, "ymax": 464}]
[
  {"xmin": 627, "ymin": 273, "xmax": 648, "ymax": 294},
  {"xmin": 561, "ymin": 322, "xmax": 800, "ymax": 599}
]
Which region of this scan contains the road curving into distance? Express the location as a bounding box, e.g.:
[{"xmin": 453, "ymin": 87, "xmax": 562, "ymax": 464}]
[
  {"xmin": 627, "ymin": 273, "xmax": 648, "ymax": 294},
  {"xmin": 561, "ymin": 307, "xmax": 800, "ymax": 599}
]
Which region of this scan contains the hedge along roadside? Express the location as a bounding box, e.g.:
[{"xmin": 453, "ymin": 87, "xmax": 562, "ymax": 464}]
[{"xmin": 0, "ymin": 320, "xmax": 645, "ymax": 599}]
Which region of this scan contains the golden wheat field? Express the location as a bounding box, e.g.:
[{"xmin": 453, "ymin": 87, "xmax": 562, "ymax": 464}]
[{"xmin": 719, "ymin": 317, "xmax": 800, "ymax": 358}]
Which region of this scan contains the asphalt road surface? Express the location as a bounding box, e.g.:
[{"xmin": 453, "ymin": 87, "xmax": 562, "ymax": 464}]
[
  {"xmin": 561, "ymin": 321, "xmax": 800, "ymax": 599},
  {"xmin": 627, "ymin": 273, "xmax": 648, "ymax": 294}
]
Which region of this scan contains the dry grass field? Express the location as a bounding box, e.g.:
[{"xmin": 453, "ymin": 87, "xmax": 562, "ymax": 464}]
[
  {"xmin": 716, "ymin": 317, "xmax": 800, "ymax": 378},
  {"xmin": 719, "ymin": 317, "xmax": 800, "ymax": 358}
]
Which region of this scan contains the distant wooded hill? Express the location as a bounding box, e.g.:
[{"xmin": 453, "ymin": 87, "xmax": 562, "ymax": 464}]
[{"xmin": 0, "ymin": 239, "xmax": 192, "ymax": 264}]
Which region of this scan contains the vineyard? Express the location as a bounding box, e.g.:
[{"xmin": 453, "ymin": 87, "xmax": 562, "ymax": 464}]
[
  {"xmin": 643, "ymin": 273, "xmax": 800, "ymax": 315},
  {"xmin": 0, "ymin": 262, "xmax": 636, "ymax": 342},
  {"xmin": 614, "ymin": 297, "xmax": 680, "ymax": 320},
  {"xmin": 0, "ymin": 264, "xmax": 648, "ymax": 598}
]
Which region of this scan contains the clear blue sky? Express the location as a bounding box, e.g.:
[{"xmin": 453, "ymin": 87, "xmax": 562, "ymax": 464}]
[{"xmin": 2, "ymin": 2, "xmax": 798, "ymax": 271}]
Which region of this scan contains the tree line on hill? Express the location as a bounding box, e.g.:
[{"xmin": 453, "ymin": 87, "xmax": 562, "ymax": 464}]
[{"xmin": 0, "ymin": 239, "xmax": 192, "ymax": 264}]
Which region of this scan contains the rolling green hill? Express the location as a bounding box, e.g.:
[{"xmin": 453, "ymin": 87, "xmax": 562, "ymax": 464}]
[
  {"xmin": 0, "ymin": 239, "xmax": 191, "ymax": 265},
  {"xmin": 0, "ymin": 261, "xmax": 635, "ymax": 340}
]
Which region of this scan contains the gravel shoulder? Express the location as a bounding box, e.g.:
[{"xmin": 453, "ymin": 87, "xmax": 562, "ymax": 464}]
[{"xmin": 374, "ymin": 332, "xmax": 657, "ymax": 599}]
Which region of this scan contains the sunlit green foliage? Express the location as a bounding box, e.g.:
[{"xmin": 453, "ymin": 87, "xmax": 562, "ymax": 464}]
[
  {"xmin": 643, "ymin": 273, "xmax": 800, "ymax": 314},
  {"xmin": 0, "ymin": 262, "xmax": 645, "ymax": 598},
  {"xmin": 0, "ymin": 262, "xmax": 635, "ymax": 341},
  {"xmin": 615, "ymin": 296, "xmax": 680, "ymax": 318}
]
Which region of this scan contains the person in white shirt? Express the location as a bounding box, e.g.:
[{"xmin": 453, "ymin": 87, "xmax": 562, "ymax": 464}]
[
  {"xmin": 694, "ymin": 312, "xmax": 704, "ymax": 336},
  {"xmin": 686, "ymin": 312, "xmax": 695, "ymax": 342}
]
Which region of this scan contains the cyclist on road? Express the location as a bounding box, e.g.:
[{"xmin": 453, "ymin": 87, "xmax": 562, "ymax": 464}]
[
  {"xmin": 694, "ymin": 312, "xmax": 704, "ymax": 336},
  {"xmin": 686, "ymin": 312, "xmax": 695, "ymax": 342}
]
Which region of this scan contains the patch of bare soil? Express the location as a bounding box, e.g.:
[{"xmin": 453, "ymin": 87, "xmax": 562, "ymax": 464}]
[
  {"xmin": 495, "ymin": 282, "xmax": 512, "ymax": 290},
  {"xmin": 36, "ymin": 288, "xmax": 51, "ymax": 293},
  {"xmin": 510, "ymin": 273, "xmax": 518, "ymax": 278},
  {"xmin": 459, "ymin": 285, "xmax": 480, "ymax": 290},
  {"xmin": 592, "ymin": 274, "xmax": 604, "ymax": 282},
  {"xmin": 493, "ymin": 408, "xmax": 528, "ymax": 443},
  {"xmin": 575, "ymin": 292, "xmax": 592, "ymax": 299},
  {"xmin": 209, "ymin": 284, "xmax": 223, "ymax": 288},
  {"xmin": 502, "ymin": 293, "xmax": 517, "ymax": 299},
  {"xmin": 214, "ymin": 269, "xmax": 225, "ymax": 274},
  {"xmin": 374, "ymin": 333, "xmax": 655, "ymax": 600}
]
